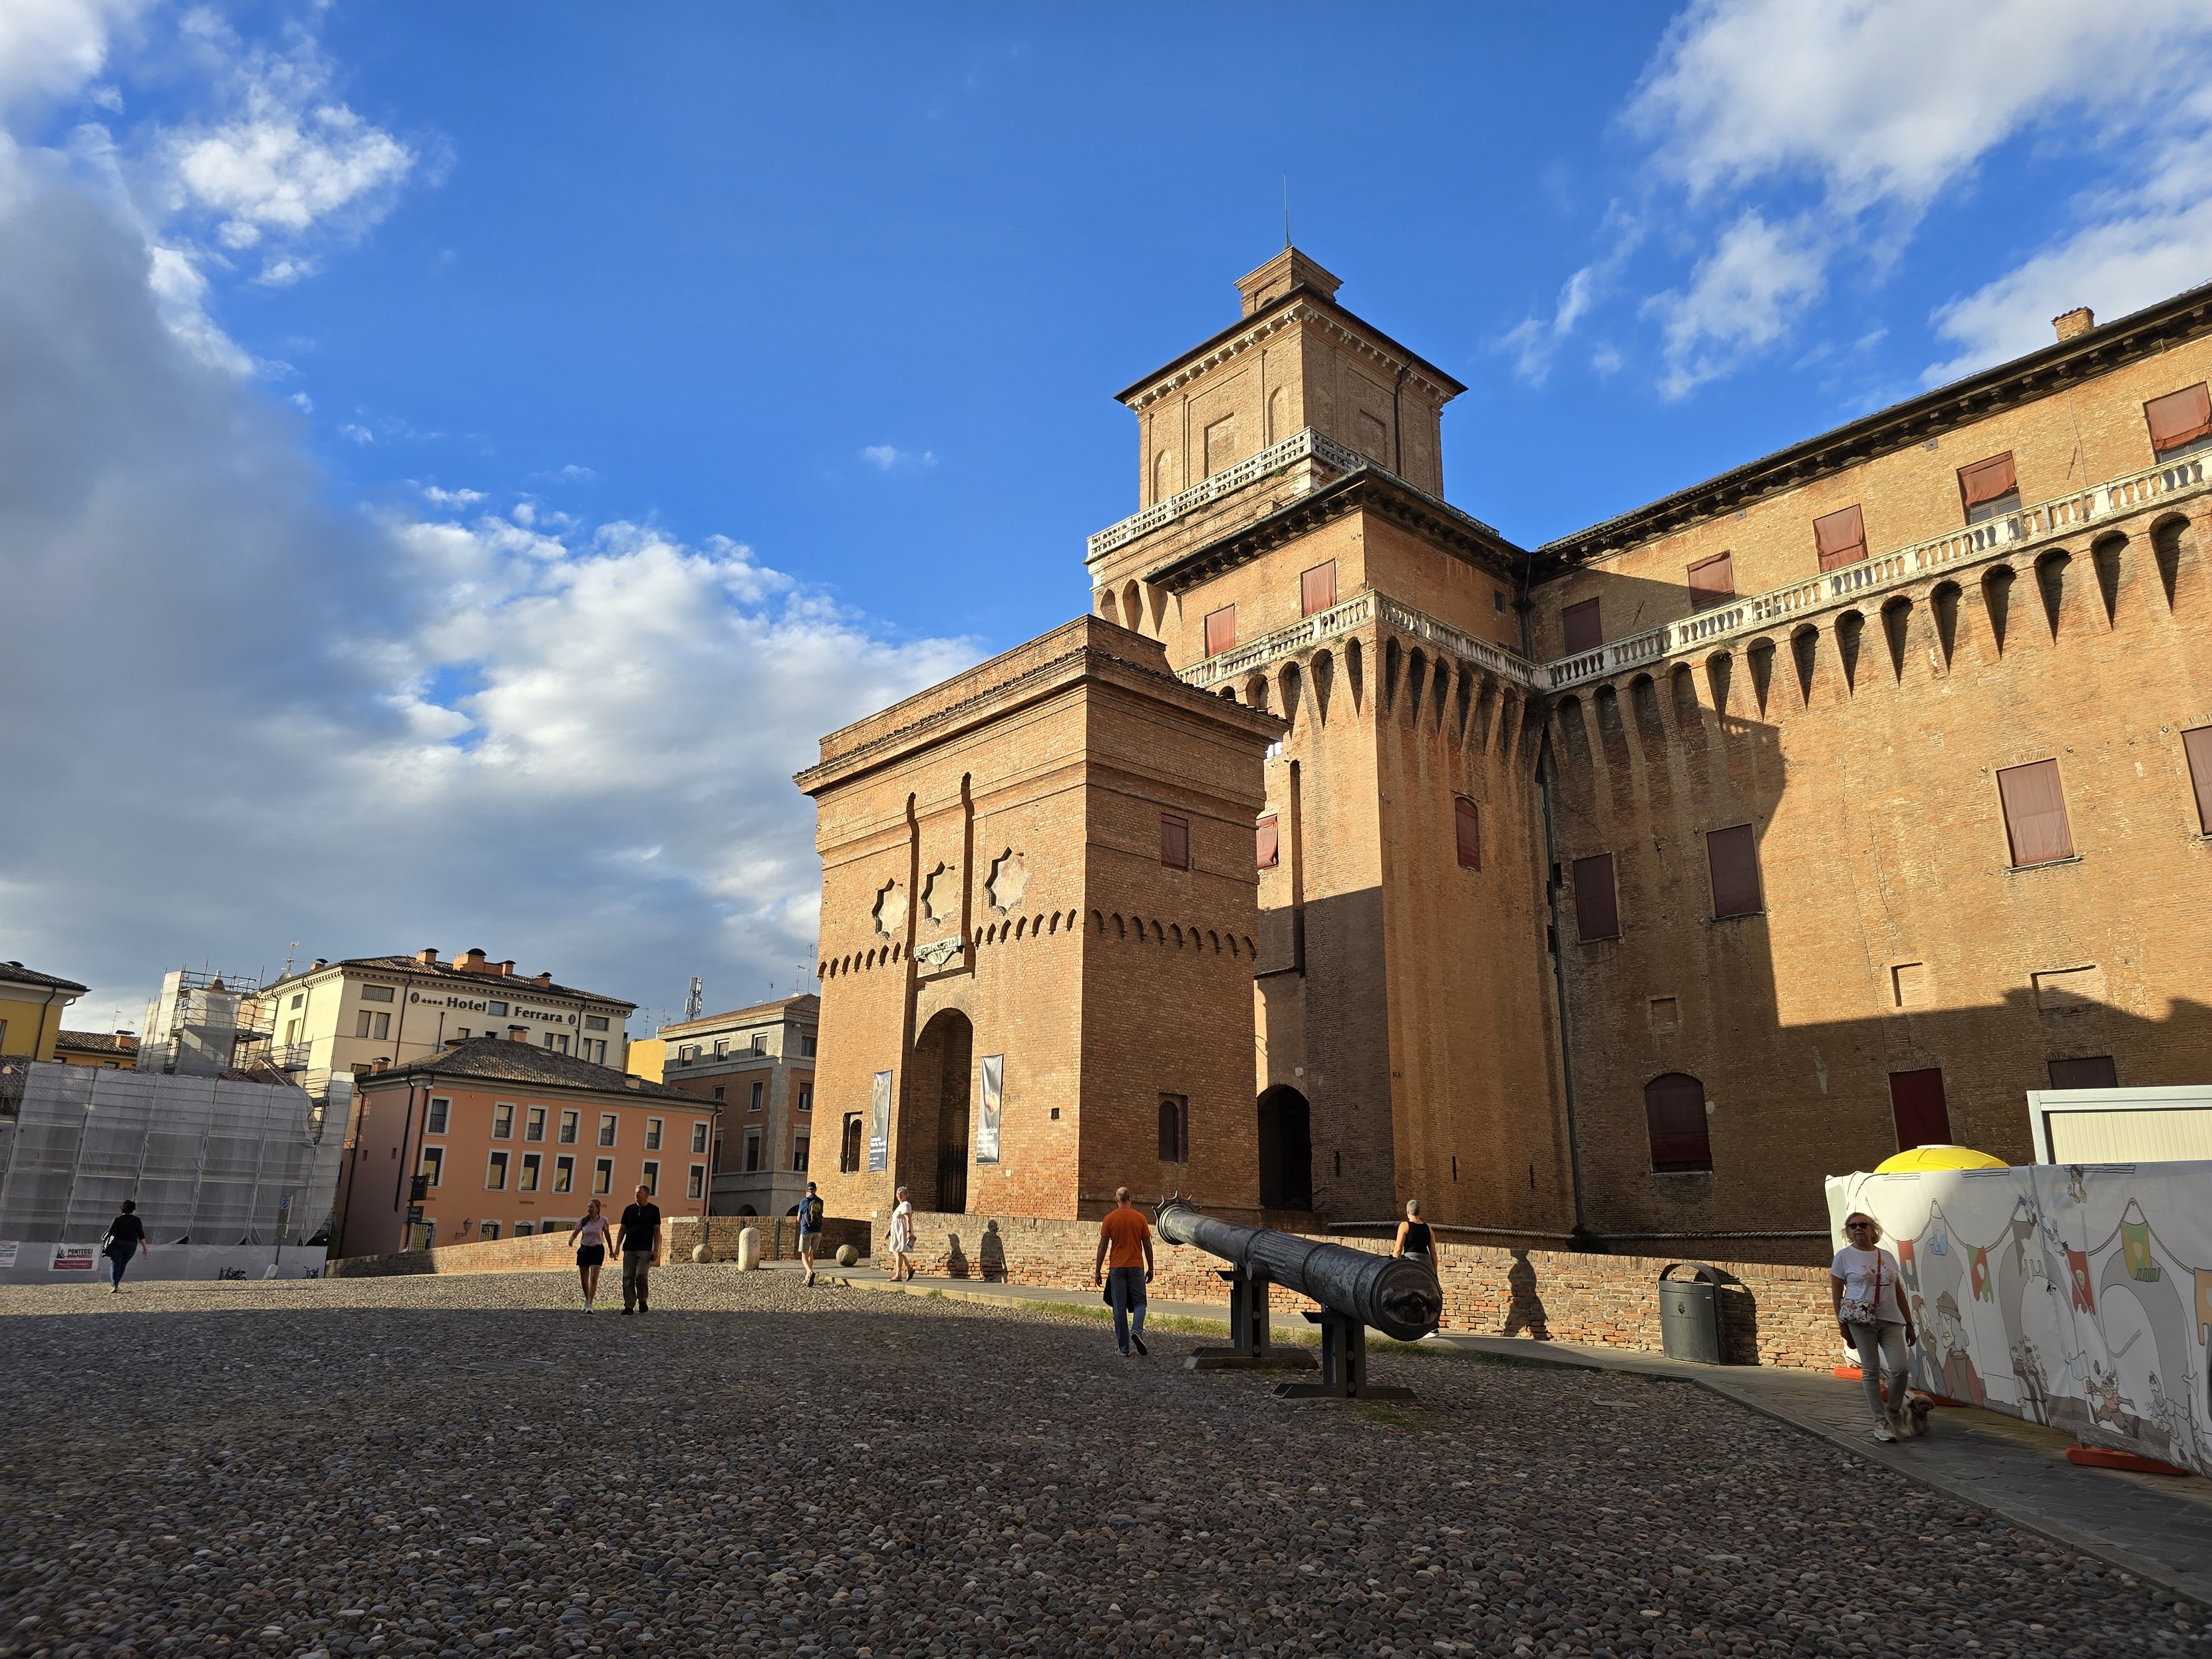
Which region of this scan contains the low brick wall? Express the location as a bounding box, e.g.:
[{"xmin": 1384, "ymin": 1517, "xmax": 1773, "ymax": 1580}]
[
  {"xmin": 331, "ymin": 1215, "xmax": 872, "ymax": 1277},
  {"xmin": 879, "ymin": 1209, "xmax": 1839, "ymax": 1370}
]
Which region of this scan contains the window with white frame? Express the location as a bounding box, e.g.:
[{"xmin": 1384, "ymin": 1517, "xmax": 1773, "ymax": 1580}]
[
  {"xmin": 691, "ymin": 1122, "xmax": 709, "ymax": 1155},
  {"xmin": 645, "ymin": 1118, "xmax": 663, "ymax": 1150},
  {"xmin": 641, "ymin": 1161, "xmax": 659, "ymax": 1195},
  {"xmin": 597, "ymin": 1113, "xmax": 617, "ymax": 1147},
  {"xmin": 486, "ymin": 1151, "xmax": 509, "ymax": 1190},
  {"xmin": 687, "ymin": 1165, "xmax": 705, "ymax": 1199},
  {"xmin": 593, "ymin": 1158, "xmax": 613, "ymax": 1195},
  {"xmin": 426, "ymin": 1097, "xmax": 450, "ymax": 1134},
  {"xmin": 520, "ymin": 1153, "xmax": 542, "ymax": 1192}
]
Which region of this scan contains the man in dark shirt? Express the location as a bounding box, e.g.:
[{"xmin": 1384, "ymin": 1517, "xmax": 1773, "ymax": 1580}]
[
  {"xmin": 102, "ymin": 1200, "xmax": 148, "ymax": 1293},
  {"xmin": 617, "ymin": 1185, "xmax": 661, "ymax": 1315}
]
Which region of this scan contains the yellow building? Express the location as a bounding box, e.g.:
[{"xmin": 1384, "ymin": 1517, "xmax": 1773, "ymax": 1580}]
[
  {"xmin": 0, "ymin": 961, "xmax": 86, "ymax": 1061},
  {"xmin": 53, "ymin": 1030, "xmax": 138, "ymax": 1069},
  {"xmin": 626, "ymin": 1035, "xmax": 667, "ymax": 1084}
]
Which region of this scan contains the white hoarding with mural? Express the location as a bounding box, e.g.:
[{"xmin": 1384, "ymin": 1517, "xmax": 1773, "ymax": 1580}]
[{"xmin": 1826, "ymin": 1161, "xmax": 2212, "ymax": 1474}]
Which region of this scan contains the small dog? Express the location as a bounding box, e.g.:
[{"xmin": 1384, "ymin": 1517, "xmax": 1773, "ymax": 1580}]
[{"xmin": 1897, "ymin": 1394, "xmax": 1934, "ymax": 1437}]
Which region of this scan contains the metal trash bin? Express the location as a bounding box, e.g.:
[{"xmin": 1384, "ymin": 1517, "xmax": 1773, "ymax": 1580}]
[{"xmin": 1658, "ymin": 1261, "xmax": 1723, "ymax": 1364}]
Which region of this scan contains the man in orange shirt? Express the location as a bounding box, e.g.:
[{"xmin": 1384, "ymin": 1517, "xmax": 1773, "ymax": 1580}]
[{"xmin": 1091, "ymin": 1186, "xmax": 1154, "ymax": 1358}]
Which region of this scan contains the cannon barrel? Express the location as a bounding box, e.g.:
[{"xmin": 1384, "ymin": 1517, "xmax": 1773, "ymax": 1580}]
[{"xmin": 1156, "ymin": 1200, "xmax": 1440, "ymax": 1342}]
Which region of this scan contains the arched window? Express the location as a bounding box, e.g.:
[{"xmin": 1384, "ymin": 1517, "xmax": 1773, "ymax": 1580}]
[
  {"xmin": 1158, "ymin": 1095, "xmax": 1187, "ymax": 1163},
  {"xmin": 1644, "ymin": 1074, "xmax": 1712, "ymax": 1173}
]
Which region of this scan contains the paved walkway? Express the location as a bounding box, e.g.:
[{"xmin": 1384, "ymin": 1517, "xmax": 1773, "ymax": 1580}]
[{"xmin": 802, "ymin": 1259, "xmax": 2212, "ymax": 1606}]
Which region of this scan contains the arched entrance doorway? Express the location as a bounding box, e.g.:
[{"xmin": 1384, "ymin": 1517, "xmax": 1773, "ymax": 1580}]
[
  {"xmin": 911, "ymin": 1009, "xmax": 974, "ymax": 1213},
  {"xmin": 1256, "ymin": 1085, "xmax": 1312, "ymax": 1211}
]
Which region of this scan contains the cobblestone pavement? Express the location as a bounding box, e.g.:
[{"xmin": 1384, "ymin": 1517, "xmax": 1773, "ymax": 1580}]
[{"xmin": 2, "ymin": 1267, "xmax": 2203, "ymax": 1659}]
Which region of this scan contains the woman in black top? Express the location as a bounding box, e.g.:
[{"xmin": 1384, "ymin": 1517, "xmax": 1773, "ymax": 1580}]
[
  {"xmin": 1392, "ymin": 1199, "xmax": 1434, "ymax": 1267},
  {"xmin": 102, "ymin": 1201, "xmax": 148, "ymax": 1292}
]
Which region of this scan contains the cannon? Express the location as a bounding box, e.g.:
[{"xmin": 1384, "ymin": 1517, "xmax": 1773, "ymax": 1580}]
[{"xmin": 1156, "ymin": 1200, "xmax": 1442, "ymax": 1401}]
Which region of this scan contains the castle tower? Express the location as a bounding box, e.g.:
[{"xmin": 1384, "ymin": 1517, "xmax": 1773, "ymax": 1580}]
[{"xmin": 1083, "ymin": 253, "xmax": 1577, "ymax": 1233}]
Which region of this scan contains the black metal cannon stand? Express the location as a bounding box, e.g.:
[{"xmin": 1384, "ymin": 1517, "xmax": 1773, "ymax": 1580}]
[
  {"xmin": 1271, "ymin": 1306, "xmax": 1416, "ymax": 1401},
  {"xmin": 1186, "ymin": 1265, "xmax": 1316, "ymax": 1371}
]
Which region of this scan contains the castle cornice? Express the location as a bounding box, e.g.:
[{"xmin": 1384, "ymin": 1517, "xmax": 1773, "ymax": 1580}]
[
  {"xmin": 1139, "ymin": 467, "xmax": 1524, "ymax": 597},
  {"xmin": 1535, "ymin": 277, "xmax": 2212, "ymax": 573},
  {"xmin": 1114, "ymin": 294, "xmax": 1466, "ymax": 412}
]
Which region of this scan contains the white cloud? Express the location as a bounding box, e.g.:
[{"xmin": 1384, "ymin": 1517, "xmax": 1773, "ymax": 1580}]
[
  {"xmin": 0, "ymin": 124, "xmax": 974, "ymax": 1028},
  {"xmin": 862, "ymin": 444, "xmax": 936, "ymax": 472},
  {"xmin": 558, "ymin": 464, "xmax": 597, "ymax": 483},
  {"xmin": 157, "ymin": 25, "xmax": 414, "ymax": 251},
  {"xmin": 1613, "ymin": 0, "xmax": 2212, "ymax": 390},
  {"xmin": 0, "ymin": 0, "xmax": 150, "ymax": 122},
  {"xmin": 1646, "ymin": 210, "xmax": 1827, "ymax": 398}
]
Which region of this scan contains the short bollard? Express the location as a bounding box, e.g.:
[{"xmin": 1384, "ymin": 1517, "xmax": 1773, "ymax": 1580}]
[{"xmin": 736, "ymin": 1226, "xmax": 761, "ymax": 1271}]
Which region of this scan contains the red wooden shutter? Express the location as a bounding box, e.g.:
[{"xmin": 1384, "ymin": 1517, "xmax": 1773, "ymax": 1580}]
[
  {"xmin": 1957, "ymin": 452, "xmax": 2018, "ymax": 512},
  {"xmin": 2047, "ymin": 1056, "xmax": 2118, "ymax": 1090},
  {"xmin": 1643, "ymin": 1073, "xmax": 1711, "ymax": 1170},
  {"xmin": 1704, "ymin": 823, "xmax": 1762, "ymax": 917},
  {"xmin": 1571, "ymin": 853, "xmax": 1618, "ymax": 941},
  {"xmin": 1888, "ymin": 1069, "xmax": 1952, "ymax": 1149},
  {"xmin": 1255, "ymin": 814, "xmax": 1280, "ymax": 869},
  {"xmin": 1301, "ymin": 560, "xmax": 1338, "ymax": 617},
  {"xmin": 1686, "ymin": 552, "xmax": 1735, "ymax": 611},
  {"xmin": 1561, "ymin": 599, "xmax": 1602, "ymax": 653},
  {"xmin": 2145, "ymin": 383, "xmax": 2212, "ymax": 452},
  {"xmin": 1454, "ymin": 798, "xmax": 1480, "ymax": 869},
  {"xmin": 1996, "ymin": 759, "xmax": 2074, "ymax": 865},
  {"xmin": 1160, "ymin": 814, "xmax": 1189, "ymax": 869},
  {"xmin": 1813, "ymin": 505, "xmax": 1867, "ymax": 571},
  {"xmin": 2183, "ymin": 726, "xmax": 2212, "ymax": 833},
  {"xmin": 1203, "ymin": 605, "xmax": 1237, "ymax": 658}
]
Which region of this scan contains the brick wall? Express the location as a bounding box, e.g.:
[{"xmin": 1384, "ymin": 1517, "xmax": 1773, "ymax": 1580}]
[
  {"xmin": 329, "ymin": 1215, "xmax": 870, "ymax": 1277},
  {"xmin": 887, "ymin": 1207, "xmax": 1841, "ymax": 1369}
]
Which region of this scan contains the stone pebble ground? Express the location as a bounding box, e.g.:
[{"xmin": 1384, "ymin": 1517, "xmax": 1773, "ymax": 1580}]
[{"xmin": 1, "ymin": 1267, "xmax": 2203, "ymax": 1659}]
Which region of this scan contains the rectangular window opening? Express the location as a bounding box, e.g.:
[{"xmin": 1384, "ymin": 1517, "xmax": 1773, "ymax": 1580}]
[
  {"xmin": 1888, "ymin": 1068, "xmax": 1952, "ymax": 1150},
  {"xmin": 1300, "ymin": 561, "xmax": 1338, "ymax": 618},
  {"xmin": 640, "ymin": 1161, "xmax": 659, "ymax": 1195},
  {"xmin": 645, "ymin": 1117, "xmax": 663, "ymax": 1151},
  {"xmin": 1958, "ymin": 452, "xmax": 2020, "ymax": 524},
  {"xmin": 1687, "ymin": 552, "xmax": 1736, "ymax": 611},
  {"xmin": 1704, "ymin": 823, "xmax": 1762, "ymax": 919},
  {"xmin": 2046, "ymin": 1056, "xmax": 2118, "ymax": 1090},
  {"xmin": 2145, "ymin": 382, "xmax": 2212, "ymax": 454},
  {"xmin": 1454, "ymin": 798, "xmax": 1481, "ymax": 871},
  {"xmin": 486, "ymin": 1151, "xmax": 509, "ymax": 1191},
  {"xmin": 1561, "ymin": 598, "xmax": 1602, "ymax": 654},
  {"xmin": 425, "ymin": 1097, "xmax": 450, "ymax": 1135},
  {"xmin": 687, "ymin": 1164, "xmax": 705, "ymax": 1200},
  {"xmin": 1203, "ymin": 605, "xmax": 1237, "ymax": 659},
  {"xmin": 1571, "ymin": 852, "xmax": 1619, "ymax": 942},
  {"xmin": 520, "ymin": 1153, "xmax": 542, "ymax": 1193},
  {"xmin": 1160, "ymin": 814, "xmax": 1190, "ymax": 870},
  {"xmin": 1997, "ymin": 758, "xmax": 2075, "ymax": 867},
  {"xmin": 1256, "ymin": 814, "xmax": 1280, "ymax": 871},
  {"xmin": 593, "ymin": 1158, "xmax": 613, "ymax": 1195}
]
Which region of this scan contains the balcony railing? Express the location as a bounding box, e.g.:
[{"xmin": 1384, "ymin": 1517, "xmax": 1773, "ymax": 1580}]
[
  {"xmin": 1180, "ymin": 589, "xmax": 1541, "ymax": 694},
  {"xmin": 1087, "ymin": 428, "xmax": 1384, "ymax": 561},
  {"xmin": 1543, "ymin": 450, "xmax": 2209, "ymax": 690}
]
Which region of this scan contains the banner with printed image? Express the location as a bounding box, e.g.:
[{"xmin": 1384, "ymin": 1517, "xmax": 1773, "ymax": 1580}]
[
  {"xmin": 1827, "ymin": 1159, "xmax": 2212, "ymax": 1473},
  {"xmin": 975, "ymin": 1055, "xmax": 1003, "ymax": 1163},
  {"xmin": 867, "ymin": 1070, "xmax": 892, "ymax": 1173}
]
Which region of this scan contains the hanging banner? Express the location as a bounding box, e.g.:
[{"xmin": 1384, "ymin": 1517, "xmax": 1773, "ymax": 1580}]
[
  {"xmin": 51, "ymin": 1245, "xmax": 96, "ymax": 1272},
  {"xmin": 867, "ymin": 1070, "xmax": 892, "ymax": 1173},
  {"xmin": 975, "ymin": 1055, "xmax": 1004, "ymax": 1164},
  {"xmin": 1827, "ymin": 1159, "xmax": 2212, "ymax": 1475}
]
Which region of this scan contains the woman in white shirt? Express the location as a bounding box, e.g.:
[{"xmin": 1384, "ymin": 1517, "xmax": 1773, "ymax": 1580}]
[
  {"xmin": 886, "ymin": 1186, "xmax": 917, "ymax": 1282},
  {"xmin": 568, "ymin": 1200, "xmax": 613, "ymax": 1312},
  {"xmin": 1831, "ymin": 1211, "xmax": 1917, "ymax": 1441}
]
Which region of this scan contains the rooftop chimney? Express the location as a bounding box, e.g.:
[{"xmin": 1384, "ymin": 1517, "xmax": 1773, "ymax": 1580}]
[
  {"xmin": 508, "ymin": 1025, "xmax": 530, "ymax": 1042},
  {"xmin": 461, "ymin": 948, "xmax": 488, "ymax": 971},
  {"xmin": 532, "ymin": 971, "xmax": 553, "ymax": 988},
  {"xmin": 496, "ymin": 960, "xmax": 515, "ymax": 977},
  {"xmin": 444, "ymin": 1037, "xmax": 466, "ymax": 1051},
  {"xmin": 371, "ymin": 1057, "xmax": 390, "ymax": 1073},
  {"xmin": 311, "ymin": 959, "xmax": 327, "ymax": 971},
  {"xmin": 2054, "ymin": 307, "xmax": 2094, "ymax": 342},
  {"xmin": 416, "ymin": 947, "xmax": 440, "ymax": 965}
]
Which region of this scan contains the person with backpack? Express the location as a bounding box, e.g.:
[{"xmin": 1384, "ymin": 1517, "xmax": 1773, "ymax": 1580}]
[
  {"xmin": 101, "ymin": 1201, "xmax": 148, "ymax": 1293},
  {"xmin": 796, "ymin": 1181, "xmax": 826, "ymax": 1286}
]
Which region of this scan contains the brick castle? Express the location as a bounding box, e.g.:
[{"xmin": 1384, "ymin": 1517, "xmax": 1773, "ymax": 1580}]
[{"xmin": 802, "ymin": 248, "xmax": 2212, "ymax": 1260}]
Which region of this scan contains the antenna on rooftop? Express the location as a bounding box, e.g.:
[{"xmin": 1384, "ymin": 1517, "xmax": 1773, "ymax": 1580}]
[{"xmin": 685, "ymin": 976, "xmax": 703, "ymax": 1022}]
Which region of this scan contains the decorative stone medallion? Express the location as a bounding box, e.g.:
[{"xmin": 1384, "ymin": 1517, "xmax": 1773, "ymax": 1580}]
[
  {"xmin": 871, "ymin": 879, "xmax": 907, "ymax": 938},
  {"xmin": 914, "ymin": 937, "xmax": 965, "ymax": 974},
  {"xmin": 985, "ymin": 848, "xmax": 1029, "ymax": 915},
  {"xmin": 921, "ymin": 861, "xmax": 959, "ymax": 924}
]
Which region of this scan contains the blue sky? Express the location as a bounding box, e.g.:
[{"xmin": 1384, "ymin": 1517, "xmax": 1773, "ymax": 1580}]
[{"xmin": 6, "ymin": 0, "xmax": 2212, "ymax": 1030}]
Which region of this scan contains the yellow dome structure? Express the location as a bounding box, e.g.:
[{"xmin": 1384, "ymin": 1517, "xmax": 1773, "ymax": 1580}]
[{"xmin": 1874, "ymin": 1144, "xmax": 2010, "ymax": 1173}]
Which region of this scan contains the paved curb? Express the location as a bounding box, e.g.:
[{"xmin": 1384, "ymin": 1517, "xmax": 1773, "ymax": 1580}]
[{"xmin": 817, "ymin": 1267, "xmax": 2209, "ymax": 1608}]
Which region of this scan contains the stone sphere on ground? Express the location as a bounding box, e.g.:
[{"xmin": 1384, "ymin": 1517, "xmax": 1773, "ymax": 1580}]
[
  {"xmin": 691, "ymin": 1242, "xmax": 709, "ymax": 1263},
  {"xmin": 835, "ymin": 1244, "xmax": 858, "ymax": 1267}
]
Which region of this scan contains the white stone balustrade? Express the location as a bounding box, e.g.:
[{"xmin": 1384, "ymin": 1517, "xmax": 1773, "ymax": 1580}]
[
  {"xmin": 1086, "ymin": 428, "xmax": 1389, "ymax": 561},
  {"xmin": 1543, "ymin": 450, "xmax": 2209, "ymax": 690}
]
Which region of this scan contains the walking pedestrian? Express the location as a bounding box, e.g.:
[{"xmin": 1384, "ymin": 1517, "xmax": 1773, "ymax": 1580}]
[
  {"xmin": 617, "ymin": 1184, "xmax": 661, "ymax": 1315},
  {"xmin": 567, "ymin": 1199, "xmax": 612, "ymax": 1310},
  {"xmin": 797, "ymin": 1181, "xmax": 826, "ymax": 1286},
  {"xmin": 1832, "ymin": 1211, "xmax": 1916, "ymax": 1441},
  {"xmin": 1090, "ymin": 1187, "xmax": 1154, "ymax": 1358},
  {"xmin": 1392, "ymin": 1199, "xmax": 1434, "ymax": 1267},
  {"xmin": 886, "ymin": 1186, "xmax": 917, "ymax": 1282},
  {"xmin": 100, "ymin": 1200, "xmax": 148, "ymax": 1294}
]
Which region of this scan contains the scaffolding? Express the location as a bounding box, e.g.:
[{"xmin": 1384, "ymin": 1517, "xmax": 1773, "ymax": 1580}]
[
  {"xmin": 0, "ymin": 1062, "xmax": 344, "ymax": 1247},
  {"xmin": 139, "ymin": 967, "xmax": 281, "ymax": 1077}
]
